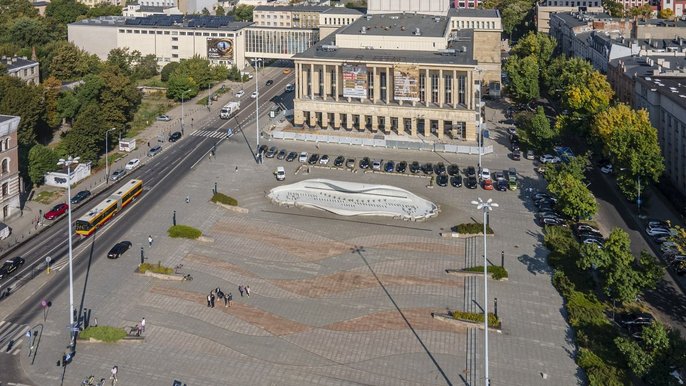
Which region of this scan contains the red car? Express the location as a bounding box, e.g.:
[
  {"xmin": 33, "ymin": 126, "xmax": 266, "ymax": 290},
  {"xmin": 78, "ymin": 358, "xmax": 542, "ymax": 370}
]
[
  {"xmin": 44, "ymin": 203, "xmax": 69, "ymax": 220},
  {"xmin": 482, "ymin": 179, "xmax": 494, "ymax": 190}
]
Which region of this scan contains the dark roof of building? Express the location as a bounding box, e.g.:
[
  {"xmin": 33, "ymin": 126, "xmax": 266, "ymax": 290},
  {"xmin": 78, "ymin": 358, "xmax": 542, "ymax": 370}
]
[
  {"xmin": 294, "ymin": 29, "xmax": 476, "ymax": 66},
  {"xmin": 321, "ymin": 7, "xmax": 363, "ymax": 15},
  {"xmin": 636, "ymin": 75, "xmax": 686, "ymax": 109},
  {"xmin": 1, "ymin": 56, "xmax": 38, "ymax": 71},
  {"xmin": 447, "ymin": 8, "xmax": 499, "ymax": 18},
  {"xmin": 636, "ymin": 18, "xmax": 686, "ymax": 27},
  {"xmin": 71, "ymin": 15, "xmax": 252, "ymax": 30},
  {"xmin": 610, "ymin": 55, "xmax": 686, "ymax": 79},
  {"xmin": 254, "ymin": 5, "xmax": 335, "ymax": 12},
  {"xmin": 0, "ymin": 115, "xmax": 18, "ymax": 124},
  {"xmin": 551, "ymin": 12, "xmax": 616, "ymax": 28},
  {"xmin": 337, "ymin": 13, "xmax": 449, "ymax": 38}
]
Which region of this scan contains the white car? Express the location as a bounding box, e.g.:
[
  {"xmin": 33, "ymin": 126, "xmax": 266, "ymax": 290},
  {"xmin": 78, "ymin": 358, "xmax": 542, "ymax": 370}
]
[
  {"xmin": 275, "ymin": 166, "xmax": 286, "ymax": 181},
  {"xmin": 319, "ymin": 155, "xmax": 329, "ymax": 165},
  {"xmin": 540, "ymin": 154, "xmax": 561, "ymax": 164},
  {"xmin": 235, "ymin": 90, "xmax": 245, "ymax": 98},
  {"xmin": 372, "ymin": 160, "xmax": 382, "ymax": 171},
  {"xmin": 480, "ymin": 168, "xmax": 491, "ymax": 181},
  {"xmin": 600, "ymin": 164, "xmax": 613, "ymax": 174},
  {"xmin": 251, "ymin": 91, "xmax": 259, "ymax": 99},
  {"xmin": 125, "ymin": 158, "xmax": 140, "ymax": 170},
  {"xmin": 299, "ymin": 152, "xmax": 308, "ymax": 163}
]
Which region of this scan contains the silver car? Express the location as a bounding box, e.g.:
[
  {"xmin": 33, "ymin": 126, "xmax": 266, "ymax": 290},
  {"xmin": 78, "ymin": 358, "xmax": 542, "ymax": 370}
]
[
  {"xmin": 147, "ymin": 145, "xmax": 162, "ymax": 157},
  {"xmin": 110, "ymin": 168, "xmax": 127, "ymax": 181}
]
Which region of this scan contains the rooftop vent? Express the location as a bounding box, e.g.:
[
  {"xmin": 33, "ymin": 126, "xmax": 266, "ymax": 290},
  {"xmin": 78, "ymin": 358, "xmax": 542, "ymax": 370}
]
[
  {"xmin": 361, "ymin": 26, "xmax": 366, "ymax": 34},
  {"xmin": 414, "ymin": 27, "xmax": 421, "ymax": 36}
]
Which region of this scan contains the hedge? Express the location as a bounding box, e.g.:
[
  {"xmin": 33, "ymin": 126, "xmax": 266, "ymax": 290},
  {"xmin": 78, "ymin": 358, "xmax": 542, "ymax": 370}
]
[
  {"xmin": 167, "ymin": 225, "xmax": 202, "ymax": 239},
  {"xmin": 451, "ymin": 222, "xmax": 494, "ymax": 234},
  {"xmin": 138, "ymin": 261, "xmax": 174, "ymax": 275},
  {"xmin": 211, "ymin": 192, "xmax": 238, "ymax": 206},
  {"xmin": 79, "ymin": 326, "xmax": 127, "ymax": 342},
  {"xmin": 452, "ymin": 310, "xmax": 501, "ymax": 329},
  {"xmin": 463, "ymin": 265, "xmax": 508, "ymax": 280}
]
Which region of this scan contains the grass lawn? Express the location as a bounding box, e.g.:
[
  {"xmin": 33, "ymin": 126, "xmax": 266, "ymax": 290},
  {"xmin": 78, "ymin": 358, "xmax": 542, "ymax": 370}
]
[
  {"xmin": 130, "ymin": 95, "xmax": 176, "ymax": 138},
  {"xmin": 33, "ymin": 190, "xmax": 63, "ymax": 205}
]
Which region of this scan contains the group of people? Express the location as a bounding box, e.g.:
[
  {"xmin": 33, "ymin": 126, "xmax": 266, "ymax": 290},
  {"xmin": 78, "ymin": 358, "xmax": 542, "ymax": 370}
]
[
  {"xmin": 207, "ymin": 287, "xmax": 233, "ymax": 308},
  {"xmin": 133, "ymin": 317, "xmax": 146, "ymax": 336}
]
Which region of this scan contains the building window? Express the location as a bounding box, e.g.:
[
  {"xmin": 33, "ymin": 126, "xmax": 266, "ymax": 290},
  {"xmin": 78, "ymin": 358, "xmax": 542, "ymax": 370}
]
[
  {"xmin": 171, "ymin": 46, "xmax": 178, "ymax": 50},
  {"xmin": 419, "ymin": 74, "xmax": 426, "ymax": 103},
  {"xmin": 445, "ymin": 75, "xmax": 452, "ymax": 104},
  {"xmin": 1, "ymin": 159, "xmax": 7, "ymax": 174},
  {"xmin": 4, "ymin": 139, "xmax": 9, "ymax": 150},
  {"xmin": 2, "ymin": 183, "xmax": 7, "ymax": 197},
  {"xmin": 380, "ymin": 72, "xmax": 387, "ymax": 101},
  {"xmin": 172, "ymin": 54, "xmax": 178, "ymax": 58},
  {"xmin": 164, "ymin": 31, "xmax": 170, "ymax": 35},
  {"xmin": 458, "ymin": 75, "xmax": 466, "ymax": 104},
  {"xmin": 134, "ymin": 30, "xmax": 140, "ymax": 33},
  {"xmin": 172, "ymin": 37, "xmax": 178, "ymax": 41},
  {"xmin": 368, "ymin": 71, "xmax": 374, "ymax": 98}
]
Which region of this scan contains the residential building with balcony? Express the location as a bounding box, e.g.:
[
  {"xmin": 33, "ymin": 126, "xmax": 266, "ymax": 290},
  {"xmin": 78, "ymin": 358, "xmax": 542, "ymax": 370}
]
[{"xmin": 0, "ymin": 116, "xmax": 21, "ymax": 221}]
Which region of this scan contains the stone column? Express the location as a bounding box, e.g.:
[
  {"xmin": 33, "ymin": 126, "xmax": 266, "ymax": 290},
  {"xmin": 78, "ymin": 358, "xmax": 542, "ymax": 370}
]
[
  {"xmin": 466, "ymin": 70, "xmax": 473, "ymax": 110},
  {"xmin": 437, "ymin": 120, "xmax": 444, "ymax": 140},
  {"xmin": 334, "ymin": 112, "xmax": 341, "ymax": 129},
  {"xmin": 465, "ymin": 120, "xmax": 477, "ymax": 142},
  {"xmin": 411, "ymin": 117, "xmax": 417, "ymax": 137},
  {"xmin": 322, "ymin": 112, "xmax": 329, "ymax": 128},
  {"xmin": 423, "ymin": 119, "xmax": 430, "ymax": 137},
  {"xmin": 347, "ymin": 113, "xmax": 353, "ymax": 130},
  {"xmin": 295, "ymin": 63, "xmax": 300, "ymax": 99},
  {"xmin": 371, "ymin": 115, "xmax": 378, "ymax": 132},
  {"xmin": 322, "ymin": 64, "xmax": 328, "ymax": 101},
  {"xmin": 452, "ymin": 69, "xmax": 458, "ymax": 108},
  {"xmin": 309, "ymin": 111, "xmax": 317, "ymax": 128},
  {"xmin": 385, "ymin": 115, "xmax": 392, "ymax": 134},
  {"xmin": 294, "ymin": 110, "xmax": 304, "ymax": 126},
  {"xmin": 425, "ymin": 69, "xmax": 431, "ymax": 107},
  {"xmin": 334, "ymin": 65, "xmax": 340, "ymax": 102},
  {"xmin": 300, "ymin": 64, "xmax": 308, "ymax": 100},
  {"xmin": 438, "ymin": 69, "xmax": 445, "ymax": 107},
  {"xmin": 372, "ymin": 67, "xmax": 380, "ymax": 103},
  {"xmin": 310, "ymin": 63, "xmax": 315, "ymax": 99}
]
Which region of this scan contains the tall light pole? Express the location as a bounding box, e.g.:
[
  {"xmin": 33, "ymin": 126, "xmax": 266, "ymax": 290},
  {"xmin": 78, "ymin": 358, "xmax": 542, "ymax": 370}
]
[
  {"xmin": 471, "ymin": 197, "xmax": 498, "ymax": 386},
  {"xmin": 105, "ymin": 128, "xmax": 116, "ymax": 184},
  {"xmin": 248, "ymin": 58, "xmax": 262, "ymax": 162},
  {"xmin": 475, "ymin": 67, "xmax": 483, "ymax": 171},
  {"xmin": 180, "ymin": 89, "xmax": 191, "ymax": 133},
  {"xmin": 58, "ymin": 156, "xmax": 79, "ymax": 346}
]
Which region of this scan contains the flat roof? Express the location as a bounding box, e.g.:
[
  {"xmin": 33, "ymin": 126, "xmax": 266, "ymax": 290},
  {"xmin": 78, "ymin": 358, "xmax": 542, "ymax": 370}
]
[
  {"xmin": 552, "ymin": 12, "xmax": 616, "ymax": 28},
  {"xmin": 338, "ymin": 13, "xmax": 449, "ymax": 38},
  {"xmin": 448, "ymin": 8, "xmax": 499, "ymax": 18},
  {"xmin": 71, "ymin": 15, "xmax": 252, "ymax": 31},
  {"xmin": 294, "ymin": 29, "xmax": 476, "ymax": 66},
  {"xmin": 254, "ymin": 5, "xmax": 335, "ymax": 12},
  {"xmin": 610, "ymin": 55, "xmax": 685, "ymax": 78},
  {"xmin": 637, "ymin": 18, "xmax": 686, "ymax": 27}
]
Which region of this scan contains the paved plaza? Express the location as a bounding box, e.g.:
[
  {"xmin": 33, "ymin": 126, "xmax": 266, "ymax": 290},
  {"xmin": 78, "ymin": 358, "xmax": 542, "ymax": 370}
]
[{"xmin": 18, "ymin": 135, "xmax": 579, "ymax": 386}]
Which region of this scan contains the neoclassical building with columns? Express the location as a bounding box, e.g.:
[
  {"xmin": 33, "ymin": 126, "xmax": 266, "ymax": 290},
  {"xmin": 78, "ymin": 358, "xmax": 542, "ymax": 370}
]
[{"xmin": 292, "ymin": 11, "xmax": 501, "ymax": 142}]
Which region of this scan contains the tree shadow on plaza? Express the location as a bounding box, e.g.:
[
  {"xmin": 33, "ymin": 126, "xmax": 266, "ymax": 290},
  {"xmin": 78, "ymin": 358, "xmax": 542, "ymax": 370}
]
[{"xmin": 351, "ymin": 246, "xmax": 454, "ymax": 386}]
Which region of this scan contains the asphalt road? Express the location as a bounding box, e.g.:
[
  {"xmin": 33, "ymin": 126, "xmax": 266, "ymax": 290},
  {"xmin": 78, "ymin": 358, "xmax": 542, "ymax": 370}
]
[{"xmin": 0, "ymin": 66, "xmax": 294, "ymax": 383}]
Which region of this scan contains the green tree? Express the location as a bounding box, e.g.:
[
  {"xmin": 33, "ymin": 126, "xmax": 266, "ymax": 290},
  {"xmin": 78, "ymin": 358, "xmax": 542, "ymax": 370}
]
[
  {"xmin": 57, "ymin": 90, "xmax": 79, "ymax": 124},
  {"xmin": 614, "ymin": 337, "xmax": 653, "ymax": 377},
  {"xmin": 215, "ymin": 5, "xmax": 225, "ymax": 16},
  {"xmin": 0, "ymin": 0, "xmax": 39, "ymax": 25},
  {"xmin": 107, "ymin": 47, "xmax": 134, "ymax": 76},
  {"xmin": 45, "ymin": 0, "xmax": 88, "ymax": 24},
  {"xmin": 527, "ymin": 106, "xmax": 556, "ymax": 150},
  {"xmin": 659, "ymin": 8, "xmax": 674, "ymax": 19},
  {"xmin": 133, "ymin": 54, "xmax": 158, "ymax": 80},
  {"xmin": 85, "ymin": 3, "xmax": 122, "ymax": 17},
  {"xmin": 545, "ymin": 152, "xmax": 591, "ymax": 183},
  {"xmin": 511, "ymin": 32, "xmax": 557, "ymax": 69},
  {"xmin": 160, "ymin": 62, "xmax": 180, "ymax": 82},
  {"xmin": 564, "ymin": 70, "xmax": 613, "ymax": 119},
  {"xmin": 231, "ymin": 4, "xmax": 254, "ymax": 21},
  {"xmin": 27, "ymin": 144, "xmax": 59, "ymax": 186},
  {"xmin": 166, "ymin": 73, "xmax": 198, "ymax": 101},
  {"xmin": 173, "ymin": 55, "xmax": 214, "ymax": 88},
  {"xmin": 547, "ymin": 172, "xmax": 597, "ymax": 220},
  {"xmin": 48, "ymin": 41, "xmax": 101, "ymax": 81},
  {"xmin": 504, "ymin": 54, "xmax": 539, "ymax": 102},
  {"xmin": 593, "ymin": 104, "xmax": 665, "ymax": 200},
  {"xmin": 0, "ymin": 75, "xmax": 46, "ymax": 146},
  {"xmin": 499, "ymin": 0, "xmax": 535, "ymax": 40},
  {"xmin": 97, "ymin": 64, "xmax": 142, "ymax": 129},
  {"xmin": 201, "ymin": 7, "xmax": 210, "ymax": 15},
  {"xmin": 42, "ymin": 76, "xmax": 63, "ymax": 130},
  {"xmin": 7, "ymin": 17, "xmax": 50, "ymax": 48},
  {"xmin": 603, "ymin": 0, "xmax": 625, "ymax": 17},
  {"xmin": 542, "ymin": 56, "xmax": 567, "ymax": 98}
]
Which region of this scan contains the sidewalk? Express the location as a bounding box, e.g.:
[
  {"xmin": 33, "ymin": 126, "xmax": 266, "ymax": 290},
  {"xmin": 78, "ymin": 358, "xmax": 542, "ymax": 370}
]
[{"xmin": 0, "ymin": 79, "xmax": 247, "ymax": 256}]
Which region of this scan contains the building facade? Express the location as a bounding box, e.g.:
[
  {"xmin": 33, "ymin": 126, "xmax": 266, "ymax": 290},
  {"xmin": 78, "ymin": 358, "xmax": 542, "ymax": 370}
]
[
  {"xmin": 2, "ymin": 56, "xmax": 39, "ymax": 84},
  {"xmin": 367, "ymin": 0, "xmax": 449, "ymax": 16},
  {"xmin": 536, "ymin": 1, "xmax": 604, "ymax": 34},
  {"xmin": 292, "ymin": 12, "xmax": 502, "ymax": 142},
  {"xmin": 453, "ymin": 0, "xmax": 481, "ymax": 9},
  {"xmin": 0, "ymin": 116, "xmax": 21, "ymax": 221},
  {"xmin": 78, "ymin": 0, "xmax": 122, "ymax": 7}
]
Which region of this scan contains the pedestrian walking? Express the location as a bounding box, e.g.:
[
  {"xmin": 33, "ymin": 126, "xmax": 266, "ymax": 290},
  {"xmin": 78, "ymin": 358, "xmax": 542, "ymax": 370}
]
[
  {"xmin": 148, "ymin": 235, "xmax": 153, "ymax": 247},
  {"xmin": 227, "ymin": 292, "xmax": 232, "ymax": 307},
  {"xmin": 185, "ymin": 195, "xmax": 190, "ymax": 204},
  {"xmin": 238, "ymin": 285, "xmax": 244, "ymax": 297},
  {"xmin": 245, "ymin": 285, "xmax": 251, "ymax": 297},
  {"xmin": 140, "ymin": 318, "xmax": 146, "ymax": 333},
  {"xmin": 207, "ymin": 294, "xmax": 212, "ymax": 307},
  {"xmin": 210, "ymin": 292, "xmax": 216, "ymax": 308},
  {"xmin": 235, "ymin": 166, "xmax": 238, "ymax": 173},
  {"xmin": 110, "ymin": 365, "xmax": 118, "ymax": 381}
]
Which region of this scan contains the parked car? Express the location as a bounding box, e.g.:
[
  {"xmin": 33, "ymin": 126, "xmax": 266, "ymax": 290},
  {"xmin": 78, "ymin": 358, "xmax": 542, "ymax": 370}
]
[
  {"xmin": 526, "ymin": 150, "xmax": 535, "ymax": 160},
  {"xmin": 511, "ymin": 150, "xmax": 521, "ymax": 160},
  {"xmin": 396, "ymin": 161, "xmax": 407, "ymax": 173},
  {"xmin": 257, "ymin": 145, "xmax": 268, "ymax": 155},
  {"xmin": 450, "ymin": 175, "xmax": 463, "ymax": 187},
  {"xmin": 44, "ymin": 203, "xmax": 69, "ymax": 220},
  {"xmin": 276, "ymin": 149, "xmax": 287, "ymax": 160},
  {"xmin": 496, "ymin": 179, "xmax": 508, "ymax": 191},
  {"xmin": 346, "ymin": 158, "xmax": 356, "ymax": 169},
  {"xmin": 582, "ymin": 238, "xmax": 604, "ymax": 248},
  {"xmin": 71, "ymin": 190, "xmax": 91, "ymax": 205},
  {"xmin": 482, "ymin": 178, "xmax": 494, "ymax": 190},
  {"xmin": 286, "ymin": 151, "xmax": 297, "ymax": 162},
  {"xmin": 539, "ymin": 217, "xmax": 566, "ymax": 227},
  {"xmin": 319, "ymin": 154, "xmax": 330, "ymax": 165},
  {"xmin": 109, "ymin": 168, "xmax": 126, "ymax": 181},
  {"xmin": 617, "ymin": 312, "xmax": 655, "ymax": 328},
  {"xmin": 573, "ymin": 223, "xmax": 599, "ymax": 234},
  {"xmin": 0, "ymin": 257, "xmax": 25, "ymax": 280},
  {"xmin": 384, "ymin": 160, "xmax": 395, "ymax": 173},
  {"xmin": 447, "ymin": 164, "xmax": 459, "ymax": 176},
  {"xmin": 125, "ymin": 158, "xmax": 140, "ymax": 170},
  {"xmin": 600, "ymin": 164, "xmax": 613, "ymax": 174},
  {"xmin": 156, "ymin": 115, "xmax": 171, "ymax": 121},
  {"xmin": 540, "ymin": 154, "xmax": 561, "ymax": 164},
  {"xmin": 107, "ymin": 241, "xmax": 133, "ymax": 259},
  {"xmin": 299, "ymin": 152, "xmax": 308, "ymax": 162},
  {"xmin": 372, "ymin": 160, "xmax": 382, "ymax": 171},
  {"xmin": 168, "ymin": 131, "xmax": 182, "ymax": 142},
  {"xmin": 507, "ymin": 127, "xmax": 517, "ymax": 135},
  {"xmin": 510, "ymin": 141, "xmax": 520, "ymax": 151},
  {"xmin": 646, "ymin": 227, "xmax": 676, "ymax": 237},
  {"xmin": 235, "ymin": 90, "xmax": 245, "ymax": 98},
  {"xmin": 265, "ymin": 79, "xmax": 274, "ymax": 86},
  {"xmin": 147, "ymin": 145, "xmax": 162, "ymax": 157},
  {"xmin": 307, "ymin": 153, "xmax": 320, "ymax": 165},
  {"xmin": 494, "ymin": 171, "xmax": 505, "ymax": 181},
  {"xmin": 436, "ymin": 174, "xmax": 449, "ymax": 187},
  {"xmin": 466, "ymin": 176, "xmax": 478, "ymax": 189},
  {"xmin": 275, "ymin": 166, "xmax": 286, "ymax": 181},
  {"xmin": 265, "ymin": 146, "xmax": 278, "ymax": 158},
  {"xmin": 359, "ymin": 157, "xmax": 371, "ymax": 169},
  {"xmin": 466, "ymin": 166, "xmax": 477, "ymax": 178},
  {"xmin": 409, "ymin": 161, "xmax": 421, "ymax": 174},
  {"xmin": 480, "ymin": 168, "xmax": 491, "ymax": 180},
  {"xmin": 421, "ymin": 163, "xmax": 434, "ymax": 175},
  {"xmin": 334, "ymin": 156, "xmax": 345, "ymax": 167},
  {"xmin": 434, "ymin": 162, "xmax": 446, "ymax": 175},
  {"xmin": 283, "ymin": 68, "xmax": 292, "ymax": 75}
]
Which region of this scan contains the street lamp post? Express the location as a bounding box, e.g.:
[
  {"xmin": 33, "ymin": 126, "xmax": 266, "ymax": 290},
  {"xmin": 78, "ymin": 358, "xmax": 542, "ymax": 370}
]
[
  {"xmin": 471, "ymin": 197, "xmax": 498, "ymax": 386},
  {"xmin": 475, "ymin": 67, "xmax": 484, "ymax": 171},
  {"xmin": 58, "ymin": 156, "xmax": 79, "ymax": 346},
  {"xmin": 105, "ymin": 128, "xmax": 116, "ymax": 183},
  {"xmin": 248, "ymin": 58, "xmax": 262, "ymax": 163},
  {"xmin": 181, "ymin": 89, "xmax": 191, "ymax": 133}
]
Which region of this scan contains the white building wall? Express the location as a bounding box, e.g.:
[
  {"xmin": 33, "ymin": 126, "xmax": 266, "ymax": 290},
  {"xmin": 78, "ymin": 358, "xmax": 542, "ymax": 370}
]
[
  {"xmin": 68, "ymin": 23, "xmax": 119, "ymax": 60},
  {"xmin": 367, "ymin": 0, "xmax": 448, "ymax": 16}
]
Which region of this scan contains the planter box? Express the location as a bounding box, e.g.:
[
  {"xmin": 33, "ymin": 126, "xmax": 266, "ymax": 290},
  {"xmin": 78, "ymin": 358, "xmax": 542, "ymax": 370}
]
[
  {"xmin": 143, "ymin": 271, "xmax": 184, "ymax": 281},
  {"xmin": 432, "ymin": 312, "xmax": 502, "ymax": 333}
]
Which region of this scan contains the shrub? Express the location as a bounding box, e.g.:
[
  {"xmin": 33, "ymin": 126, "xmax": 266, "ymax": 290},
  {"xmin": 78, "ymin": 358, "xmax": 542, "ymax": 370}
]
[
  {"xmin": 566, "ymin": 289, "xmax": 607, "ymax": 329},
  {"xmin": 463, "ymin": 265, "xmax": 508, "ymax": 280},
  {"xmin": 211, "ymin": 192, "xmax": 238, "ymax": 206},
  {"xmin": 577, "ymin": 348, "xmax": 628, "ymax": 386},
  {"xmin": 167, "ymin": 225, "xmax": 202, "ymax": 239},
  {"xmin": 552, "ymin": 270, "xmax": 575, "ymax": 296},
  {"xmin": 452, "ymin": 310, "xmax": 501, "ymax": 329},
  {"xmin": 452, "ymin": 222, "xmax": 494, "ymax": 234},
  {"xmin": 79, "ymin": 326, "xmax": 127, "ymax": 342},
  {"xmin": 138, "ymin": 261, "xmax": 174, "ymax": 275}
]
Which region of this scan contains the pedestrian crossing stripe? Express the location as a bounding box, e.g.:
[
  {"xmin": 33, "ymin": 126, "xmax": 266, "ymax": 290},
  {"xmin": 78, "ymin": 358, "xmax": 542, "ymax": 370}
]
[
  {"xmin": 190, "ymin": 130, "xmax": 227, "ymax": 139},
  {"xmin": 0, "ymin": 320, "xmax": 28, "ymax": 356}
]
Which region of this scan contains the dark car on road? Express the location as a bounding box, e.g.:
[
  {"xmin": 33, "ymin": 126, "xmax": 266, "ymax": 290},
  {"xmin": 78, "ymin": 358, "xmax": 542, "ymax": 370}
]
[
  {"xmin": 276, "ymin": 149, "xmax": 287, "ymax": 160},
  {"xmin": 71, "ymin": 190, "xmax": 91, "ymax": 205},
  {"xmin": 44, "ymin": 203, "xmax": 69, "ymax": 220},
  {"xmin": 266, "ymin": 79, "xmax": 274, "ymax": 86},
  {"xmin": 107, "ymin": 241, "xmax": 133, "ymax": 259},
  {"xmin": 286, "ymin": 151, "xmax": 297, "ymax": 162},
  {"xmin": 421, "ymin": 163, "xmax": 434, "ymax": 175},
  {"xmin": 308, "ymin": 153, "xmax": 320, "ymax": 165},
  {"xmin": 168, "ymin": 131, "xmax": 182, "ymax": 142},
  {"xmin": 384, "ymin": 161, "xmax": 395, "ymax": 173},
  {"xmin": 257, "ymin": 145, "xmax": 268, "ymax": 155},
  {"xmin": 110, "ymin": 168, "xmax": 127, "ymax": 181},
  {"xmin": 334, "ymin": 156, "xmax": 345, "ymax": 167},
  {"xmin": 511, "ymin": 150, "xmax": 521, "ymax": 160},
  {"xmin": 147, "ymin": 145, "xmax": 162, "ymax": 157},
  {"xmin": 0, "ymin": 257, "xmax": 25, "ymax": 280},
  {"xmin": 409, "ymin": 161, "xmax": 421, "ymax": 174},
  {"xmin": 466, "ymin": 176, "xmax": 478, "ymax": 189},
  {"xmin": 265, "ymin": 146, "xmax": 278, "ymax": 158},
  {"xmin": 436, "ymin": 174, "xmax": 449, "ymax": 187},
  {"xmin": 447, "ymin": 164, "xmax": 459, "ymax": 176},
  {"xmin": 396, "ymin": 161, "xmax": 407, "ymax": 173},
  {"xmin": 450, "ymin": 175, "xmax": 462, "ymax": 187},
  {"xmin": 359, "ymin": 157, "xmax": 371, "ymax": 169}
]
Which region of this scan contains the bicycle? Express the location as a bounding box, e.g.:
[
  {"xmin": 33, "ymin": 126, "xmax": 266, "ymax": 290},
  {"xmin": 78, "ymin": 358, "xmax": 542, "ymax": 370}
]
[
  {"xmin": 182, "ymin": 273, "xmax": 193, "ymax": 281},
  {"xmin": 81, "ymin": 376, "xmax": 105, "ymax": 386},
  {"xmin": 174, "ymin": 264, "xmax": 183, "ymax": 274}
]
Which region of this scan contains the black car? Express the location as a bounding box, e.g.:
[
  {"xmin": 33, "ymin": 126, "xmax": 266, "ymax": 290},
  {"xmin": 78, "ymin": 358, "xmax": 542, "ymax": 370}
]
[
  {"xmin": 71, "ymin": 190, "xmax": 91, "ymax": 205},
  {"xmin": 107, "ymin": 241, "xmax": 133, "ymax": 259},
  {"xmin": 617, "ymin": 313, "xmax": 654, "ymax": 328},
  {"xmin": 0, "ymin": 257, "xmax": 25, "ymax": 279},
  {"xmin": 510, "ymin": 141, "xmax": 520, "ymax": 151},
  {"xmin": 447, "ymin": 164, "xmax": 459, "ymax": 176},
  {"xmin": 450, "ymin": 175, "xmax": 462, "ymax": 187},
  {"xmin": 466, "ymin": 166, "xmax": 477, "ymax": 178},
  {"xmin": 266, "ymin": 79, "xmax": 274, "ymax": 86},
  {"xmin": 511, "ymin": 150, "xmax": 521, "ymax": 160},
  {"xmin": 359, "ymin": 157, "xmax": 371, "ymax": 169},
  {"xmin": 434, "ymin": 162, "xmax": 446, "ymax": 175},
  {"xmin": 436, "ymin": 174, "xmax": 449, "ymax": 187},
  {"xmin": 286, "ymin": 151, "xmax": 297, "ymax": 162},
  {"xmin": 168, "ymin": 131, "xmax": 182, "ymax": 142},
  {"xmin": 466, "ymin": 176, "xmax": 478, "ymax": 189},
  {"xmin": 396, "ymin": 161, "xmax": 407, "ymax": 173},
  {"xmin": 334, "ymin": 155, "xmax": 345, "ymax": 167},
  {"xmin": 496, "ymin": 179, "xmax": 508, "ymax": 191},
  {"xmin": 578, "ymin": 231, "xmax": 603, "ymax": 240},
  {"xmin": 421, "ymin": 163, "xmax": 434, "ymax": 175},
  {"xmin": 384, "ymin": 160, "xmax": 395, "ymax": 173},
  {"xmin": 308, "ymin": 153, "xmax": 320, "ymax": 165},
  {"xmin": 540, "ymin": 217, "xmax": 566, "ymax": 227},
  {"xmin": 409, "ymin": 161, "xmax": 421, "ymax": 174},
  {"xmin": 276, "ymin": 149, "xmax": 287, "ymax": 160},
  {"xmin": 257, "ymin": 145, "xmax": 268, "ymax": 154},
  {"xmin": 265, "ymin": 146, "xmax": 278, "ymax": 158}
]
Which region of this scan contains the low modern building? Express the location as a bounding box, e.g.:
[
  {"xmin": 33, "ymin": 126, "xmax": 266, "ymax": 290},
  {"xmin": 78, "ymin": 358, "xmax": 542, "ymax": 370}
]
[
  {"xmin": 2, "ymin": 56, "xmax": 39, "ymax": 85},
  {"xmin": 292, "ymin": 11, "xmax": 502, "ymax": 142},
  {"xmin": 0, "ymin": 116, "xmax": 22, "ymax": 221},
  {"xmin": 252, "ymin": 4, "xmax": 362, "ymax": 38}
]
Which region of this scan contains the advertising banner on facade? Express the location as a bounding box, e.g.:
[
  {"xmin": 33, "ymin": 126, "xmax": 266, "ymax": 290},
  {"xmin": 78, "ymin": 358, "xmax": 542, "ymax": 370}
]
[
  {"xmin": 342, "ymin": 64, "xmax": 368, "ymax": 99},
  {"xmin": 393, "ymin": 64, "xmax": 420, "ymax": 102},
  {"xmin": 207, "ymin": 38, "xmax": 234, "ymax": 61}
]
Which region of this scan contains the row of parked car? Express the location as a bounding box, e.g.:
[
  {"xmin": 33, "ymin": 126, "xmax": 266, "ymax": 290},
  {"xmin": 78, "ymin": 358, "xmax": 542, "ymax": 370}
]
[
  {"xmin": 533, "ymin": 192, "xmax": 606, "ymax": 246},
  {"xmin": 643, "ymin": 220, "xmax": 686, "ymax": 276}
]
